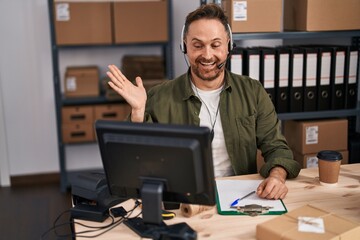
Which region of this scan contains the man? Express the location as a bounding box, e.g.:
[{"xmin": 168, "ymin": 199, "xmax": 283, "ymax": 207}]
[{"xmin": 106, "ymin": 4, "xmax": 301, "ymax": 200}]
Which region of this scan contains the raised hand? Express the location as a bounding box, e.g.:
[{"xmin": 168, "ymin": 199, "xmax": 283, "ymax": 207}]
[{"xmin": 106, "ymin": 64, "xmax": 147, "ymax": 122}]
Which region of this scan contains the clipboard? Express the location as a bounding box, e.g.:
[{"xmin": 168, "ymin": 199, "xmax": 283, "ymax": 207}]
[{"xmin": 215, "ymin": 179, "xmax": 287, "ymax": 216}]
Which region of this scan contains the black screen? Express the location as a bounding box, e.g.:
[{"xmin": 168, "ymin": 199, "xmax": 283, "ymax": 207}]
[{"xmin": 95, "ymin": 120, "xmax": 216, "ymax": 206}]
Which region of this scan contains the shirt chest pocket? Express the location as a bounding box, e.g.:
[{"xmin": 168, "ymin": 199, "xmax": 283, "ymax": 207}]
[{"xmin": 235, "ymin": 115, "xmax": 256, "ymax": 146}]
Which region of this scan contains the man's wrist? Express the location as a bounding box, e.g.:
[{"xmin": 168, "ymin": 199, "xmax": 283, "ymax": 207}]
[
  {"xmin": 130, "ymin": 108, "xmax": 145, "ymax": 122},
  {"xmin": 269, "ymin": 166, "xmax": 288, "ymax": 183}
]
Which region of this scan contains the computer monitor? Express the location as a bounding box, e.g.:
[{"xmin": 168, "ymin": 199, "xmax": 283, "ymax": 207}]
[{"xmin": 95, "ymin": 120, "xmax": 216, "ymax": 239}]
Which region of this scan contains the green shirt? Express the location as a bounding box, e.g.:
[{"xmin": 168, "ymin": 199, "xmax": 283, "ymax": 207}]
[{"xmin": 143, "ymin": 69, "xmax": 301, "ymax": 179}]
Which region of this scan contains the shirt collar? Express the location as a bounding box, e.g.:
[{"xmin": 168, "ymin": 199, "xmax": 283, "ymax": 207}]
[{"xmin": 182, "ymin": 68, "xmax": 196, "ymax": 101}]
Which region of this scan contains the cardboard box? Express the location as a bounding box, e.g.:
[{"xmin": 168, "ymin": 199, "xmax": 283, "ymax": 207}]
[
  {"xmin": 284, "ymin": 0, "xmax": 360, "ymax": 31},
  {"xmin": 142, "ymin": 79, "xmax": 167, "ymax": 91},
  {"xmin": 100, "ymin": 77, "xmax": 124, "ymax": 101},
  {"xmin": 283, "ymin": 119, "xmax": 348, "ymax": 155},
  {"xmin": 257, "ymin": 205, "xmax": 360, "ymax": 240},
  {"xmin": 64, "ymin": 66, "xmax": 99, "ymax": 98},
  {"xmin": 94, "ymin": 104, "xmax": 131, "ymax": 121},
  {"xmin": 222, "ymin": 0, "xmax": 282, "ymax": 33},
  {"xmin": 122, "ymin": 55, "xmax": 165, "ymax": 81},
  {"xmin": 113, "ymin": 0, "xmax": 168, "ymax": 43},
  {"xmin": 62, "ymin": 123, "xmax": 95, "ymax": 143},
  {"xmin": 293, "ymin": 150, "xmax": 349, "ymax": 168},
  {"xmin": 62, "ymin": 106, "xmax": 94, "ymax": 124},
  {"xmin": 53, "ymin": 2, "xmax": 112, "ymax": 45}
]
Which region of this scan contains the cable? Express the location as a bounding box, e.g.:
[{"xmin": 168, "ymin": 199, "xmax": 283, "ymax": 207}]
[
  {"xmin": 40, "ymin": 199, "xmax": 142, "ymax": 240},
  {"xmin": 183, "ymin": 53, "xmax": 190, "ymax": 68}
]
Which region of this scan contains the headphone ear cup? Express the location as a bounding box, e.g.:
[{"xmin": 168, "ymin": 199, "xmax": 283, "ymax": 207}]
[
  {"xmin": 180, "ymin": 25, "xmax": 187, "ymax": 54},
  {"xmin": 227, "ymin": 24, "xmax": 234, "ymax": 52},
  {"xmin": 181, "ymin": 42, "xmax": 187, "ymax": 54}
]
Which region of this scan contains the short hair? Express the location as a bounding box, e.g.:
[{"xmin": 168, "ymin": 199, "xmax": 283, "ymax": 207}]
[{"xmin": 183, "ymin": 4, "xmax": 230, "ymax": 41}]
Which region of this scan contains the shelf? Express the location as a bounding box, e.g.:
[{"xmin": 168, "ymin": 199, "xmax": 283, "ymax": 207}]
[
  {"xmin": 55, "ymin": 42, "xmax": 170, "ymax": 50},
  {"xmin": 48, "ymin": 0, "xmax": 174, "ymax": 192},
  {"xmin": 232, "ymin": 30, "xmax": 360, "ymax": 41},
  {"xmin": 62, "ymin": 95, "xmax": 125, "ymax": 106},
  {"xmin": 278, "ymin": 108, "xmax": 360, "ymax": 121}
]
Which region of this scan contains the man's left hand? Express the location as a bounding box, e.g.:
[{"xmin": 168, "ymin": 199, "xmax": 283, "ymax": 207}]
[{"xmin": 256, "ymin": 166, "xmax": 288, "ymax": 200}]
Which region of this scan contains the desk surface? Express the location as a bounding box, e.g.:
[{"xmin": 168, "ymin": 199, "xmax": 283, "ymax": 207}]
[{"xmin": 74, "ymin": 164, "xmax": 360, "ymax": 240}]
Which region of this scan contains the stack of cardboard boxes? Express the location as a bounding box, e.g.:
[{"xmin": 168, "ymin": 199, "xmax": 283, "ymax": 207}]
[
  {"xmin": 61, "ymin": 103, "xmax": 131, "ymax": 144},
  {"xmin": 284, "ymin": 119, "xmax": 349, "ymax": 168},
  {"xmin": 122, "ymin": 55, "xmax": 165, "ymax": 82},
  {"xmin": 53, "ymin": 1, "xmax": 168, "ymax": 45},
  {"xmin": 221, "ymin": 0, "xmax": 360, "ymax": 33},
  {"xmin": 61, "ymin": 61, "xmax": 166, "ymax": 144}
]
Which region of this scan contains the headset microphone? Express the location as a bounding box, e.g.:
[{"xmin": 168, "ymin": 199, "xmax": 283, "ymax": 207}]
[
  {"xmin": 217, "ymin": 53, "xmax": 231, "ymax": 69},
  {"xmin": 217, "ymin": 61, "xmax": 226, "ymax": 69}
]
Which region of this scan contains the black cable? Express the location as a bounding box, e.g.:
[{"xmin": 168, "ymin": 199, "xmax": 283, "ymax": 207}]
[
  {"xmin": 40, "ymin": 210, "xmax": 70, "ymax": 240},
  {"xmin": 41, "ymin": 200, "xmax": 142, "ymax": 239},
  {"xmin": 183, "ymin": 53, "xmax": 190, "ymax": 68},
  {"xmin": 74, "ymin": 218, "xmax": 125, "ymax": 239},
  {"xmin": 73, "ymin": 200, "xmax": 142, "ymax": 238}
]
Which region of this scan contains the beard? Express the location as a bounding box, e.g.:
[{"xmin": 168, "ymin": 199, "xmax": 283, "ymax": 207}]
[{"xmin": 191, "ymin": 57, "xmax": 223, "ymax": 81}]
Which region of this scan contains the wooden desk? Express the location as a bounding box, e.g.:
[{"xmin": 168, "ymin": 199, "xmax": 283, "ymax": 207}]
[{"xmin": 74, "ymin": 164, "xmax": 360, "ymax": 239}]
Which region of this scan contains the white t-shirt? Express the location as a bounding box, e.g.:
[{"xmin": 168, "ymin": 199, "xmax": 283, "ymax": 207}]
[{"xmin": 191, "ymin": 83, "xmax": 234, "ymax": 178}]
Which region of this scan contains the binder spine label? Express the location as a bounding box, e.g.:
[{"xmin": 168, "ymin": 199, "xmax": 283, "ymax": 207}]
[
  {"xmin": 306, "ymin": 53, "xmax": 317, "ymax": 87},
  {"xmin": 335, "ymin": 51, "xmax": 345, "ymax": 84},
  {"xmin": 264, "ymin": 55, "xmax": 275, "ymax": 88},
  {"xmin": 349, "ymin": 51, "xmax": 358, "ymax": 84},
  {"xmin": 320, "ymin": 53, "xmax": 331, "ymax": 85},
  {"xmin": 249, "ymin": 55, "xmax": 260, "ymax": 80},
  {"xmin": 231, "ymin": 55, "xmax": 243, "ymax": 75},
  {"xmin": 293, "ymin": 54, "xmax": 303, "ymax": 87},
  {"xmin": 279, "ymin": 54, "xmax": 289, "ymax": 87}
]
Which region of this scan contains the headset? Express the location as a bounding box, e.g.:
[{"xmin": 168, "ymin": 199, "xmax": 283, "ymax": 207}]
[{"xmin": 180, "ymin": 23, "xmax": 234, "ymax": 54}]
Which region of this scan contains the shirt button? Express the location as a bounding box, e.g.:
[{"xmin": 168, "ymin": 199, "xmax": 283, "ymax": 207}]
[{"xmin": 194, "ymin": 112, "xmax": 198, "ymax": 115}]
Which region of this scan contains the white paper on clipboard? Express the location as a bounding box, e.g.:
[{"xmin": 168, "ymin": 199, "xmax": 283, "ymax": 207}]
[{"xmin": 215, "ymin": 179, "xmax": 287, "ymax": 213}]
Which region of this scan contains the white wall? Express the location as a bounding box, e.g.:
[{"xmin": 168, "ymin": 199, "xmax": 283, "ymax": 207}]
[
  {"xmin": 0, "ymin": 1, "xmax": 59, "ymax": 177},
  {"xmin": 0, "ymin": 72, "xmax": 10, "ymax": 186},
  {"xmin": 0, "ymin": 0, "xmax": 200, "ymax": 177}
]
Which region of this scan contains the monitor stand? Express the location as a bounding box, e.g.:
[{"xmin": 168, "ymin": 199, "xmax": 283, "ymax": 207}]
[{"xmin": 124, "ymin": 180, "xmax": 197, "ymax": 240}]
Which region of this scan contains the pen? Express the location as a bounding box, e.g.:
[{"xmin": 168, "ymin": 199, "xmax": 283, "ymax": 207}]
[{"xmin": 230, "ymin": 190, "xmax": 256, "ymax": 207}]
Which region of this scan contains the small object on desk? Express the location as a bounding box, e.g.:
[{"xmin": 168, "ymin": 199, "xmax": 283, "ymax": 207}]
[
  {"xmin": 180, "ymin": 204, "xmax": 214, "ymax": 218},
  {"xmin": 233, "ymin": 204, "xmax": 273, "ymax": 217},
  {"xmin": 230, "ymin": 190, "xmax": 256, "ymax": 207},
  {"xmin": 162, "ymin": 209, "xmax": 176, "ymax": 220}
]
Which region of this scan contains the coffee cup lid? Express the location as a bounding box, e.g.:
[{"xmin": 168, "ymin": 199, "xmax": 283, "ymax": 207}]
[{"xmin": 317, "ymin": 150, "xmax": 343, "ymax": 161}]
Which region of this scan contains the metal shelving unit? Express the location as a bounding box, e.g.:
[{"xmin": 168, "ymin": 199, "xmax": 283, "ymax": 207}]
[
  {"xmin": 48, "ymin": 0, "xmax": 173, "ymax": 191},
  {"xmin": 232, "ymin": 30, "xmax": 360, "ymax": 41},
  {"xmin": 278, "ymin": 109, "xmax": 360, "ymax": 121}
]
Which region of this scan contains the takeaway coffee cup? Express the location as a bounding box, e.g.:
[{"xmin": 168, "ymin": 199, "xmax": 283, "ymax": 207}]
[{"xmin": 317, "ymin": 150, "xmax": 343, "ymax": 186}]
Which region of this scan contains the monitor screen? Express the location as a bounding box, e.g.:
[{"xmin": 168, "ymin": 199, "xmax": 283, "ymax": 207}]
[{"xmin": 95, "ymin": 120, "xmax": 216, "ymax": 238}]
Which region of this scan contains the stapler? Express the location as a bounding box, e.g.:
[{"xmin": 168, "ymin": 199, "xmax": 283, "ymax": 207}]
[{"xmin": 70, "ymin": 171, "xmax": 122, "ymax": 222}]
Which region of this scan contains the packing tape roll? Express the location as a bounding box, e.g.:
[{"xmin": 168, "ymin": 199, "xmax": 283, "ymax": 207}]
[{"xmin": 180, "ymin": 204, "xmax": 213, "ymax": 218}]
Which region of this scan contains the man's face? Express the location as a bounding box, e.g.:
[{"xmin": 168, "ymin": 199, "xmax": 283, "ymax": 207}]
[{"xmin": 185, "ymin": 19, "xmax": 229, "ymax": 81}]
